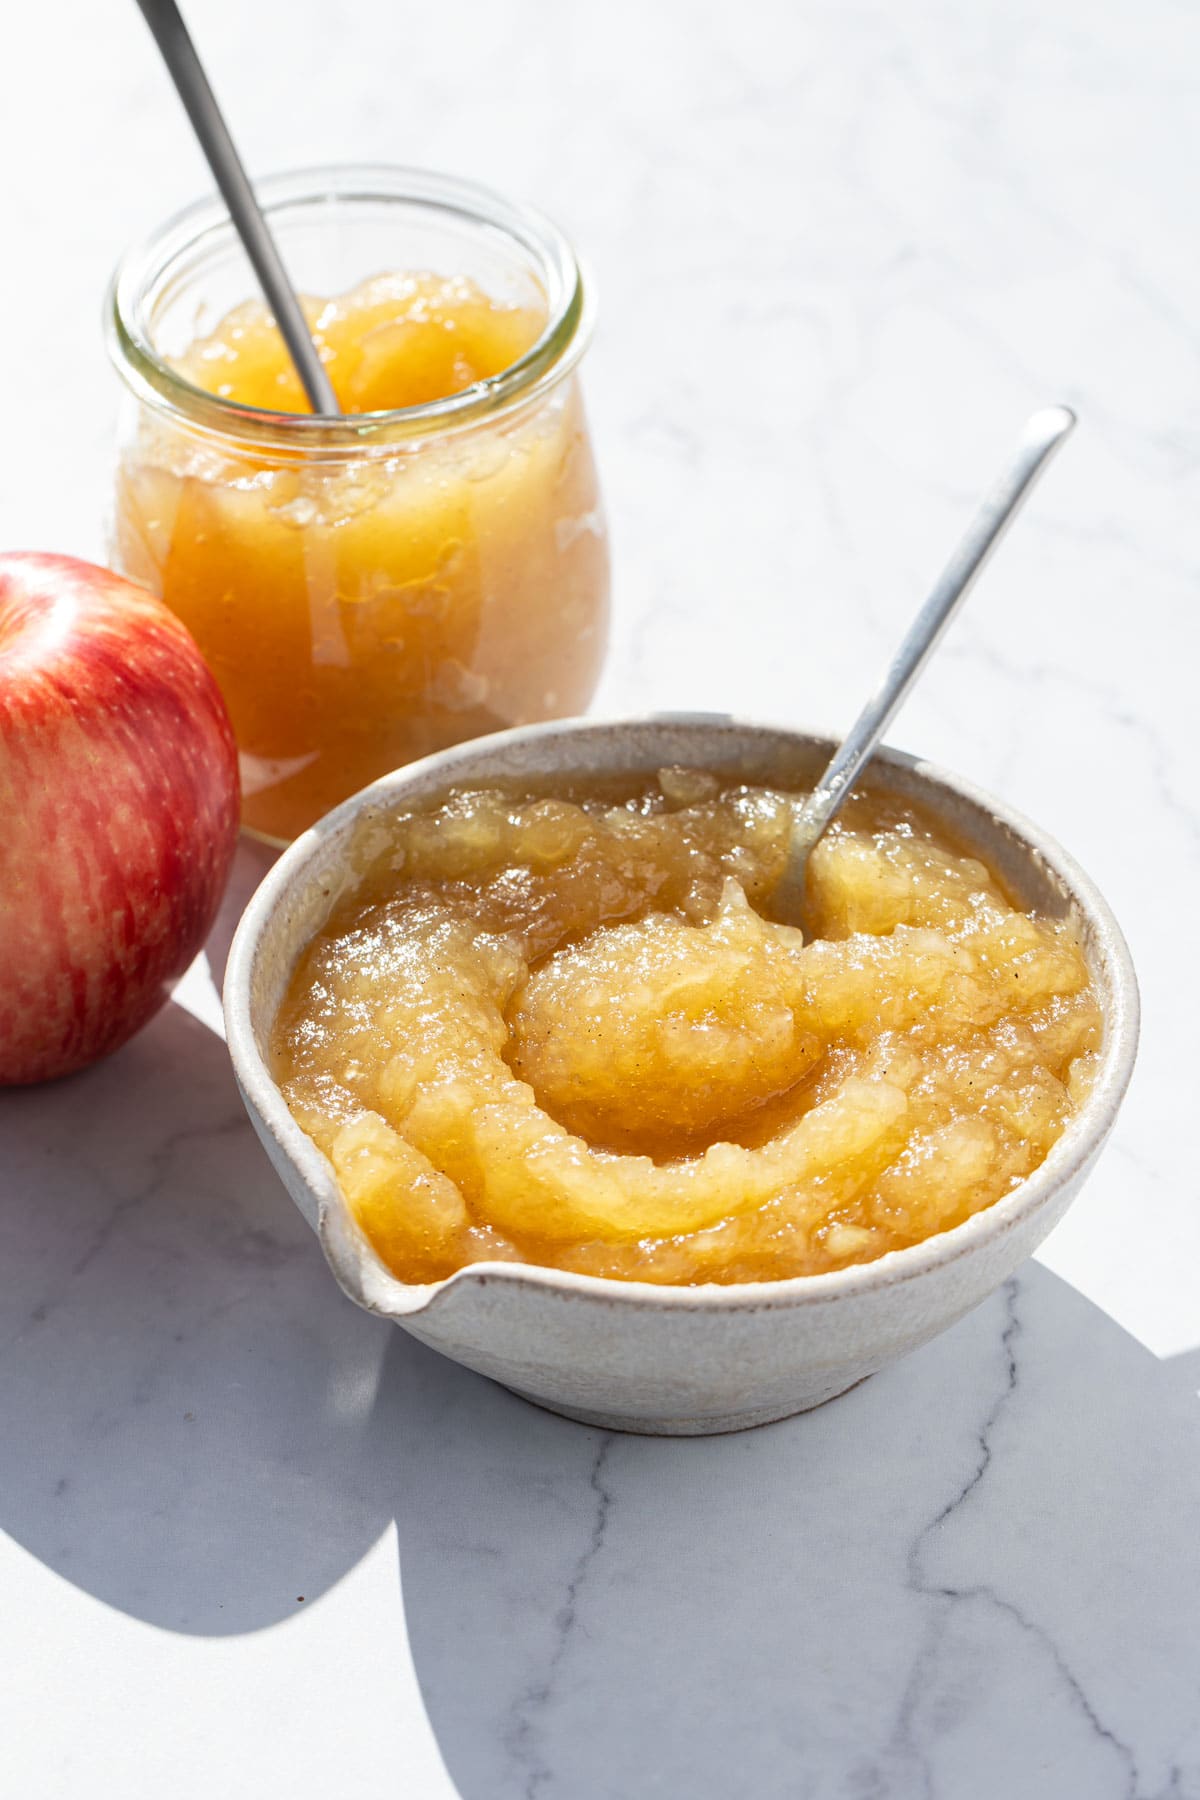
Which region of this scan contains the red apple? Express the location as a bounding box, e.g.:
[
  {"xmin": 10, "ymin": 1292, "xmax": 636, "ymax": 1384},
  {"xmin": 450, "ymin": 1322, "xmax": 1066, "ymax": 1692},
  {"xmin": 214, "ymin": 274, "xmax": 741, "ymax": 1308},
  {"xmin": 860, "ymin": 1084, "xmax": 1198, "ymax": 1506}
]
[{"xmin": 0, "ymin": 553, "xmax": 240, "ymax": 1083}]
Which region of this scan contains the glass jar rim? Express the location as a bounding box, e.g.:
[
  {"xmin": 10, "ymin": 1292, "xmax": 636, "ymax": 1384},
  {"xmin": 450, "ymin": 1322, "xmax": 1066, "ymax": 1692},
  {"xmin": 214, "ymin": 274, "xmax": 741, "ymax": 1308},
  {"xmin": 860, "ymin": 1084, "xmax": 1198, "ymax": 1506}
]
[{"xmin": 106, "ymin": 162, "xmax": 592, "ymax": 451}]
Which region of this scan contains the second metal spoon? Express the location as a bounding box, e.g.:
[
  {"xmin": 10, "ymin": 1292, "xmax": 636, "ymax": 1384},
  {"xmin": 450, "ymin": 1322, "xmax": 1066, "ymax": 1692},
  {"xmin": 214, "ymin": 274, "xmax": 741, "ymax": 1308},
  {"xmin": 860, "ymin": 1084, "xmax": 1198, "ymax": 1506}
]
[
  {"xmin": 135, "ymin": 0, "xmax": 339, "ymax": 417},
  {"xmin": 773, "ymin": 404, "xmax": 1076, "ymax": 918}
]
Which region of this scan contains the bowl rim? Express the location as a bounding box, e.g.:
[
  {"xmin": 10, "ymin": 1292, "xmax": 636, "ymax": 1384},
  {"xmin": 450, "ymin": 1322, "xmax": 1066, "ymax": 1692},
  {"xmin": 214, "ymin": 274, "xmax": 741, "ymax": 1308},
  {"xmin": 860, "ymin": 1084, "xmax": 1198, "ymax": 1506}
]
[
  {"xmin": 223, "ymin": 713, "xmax": 1140, "ymax": 1317},
  {"xmin": 106, "ymin": 162, "xmax": 592, "ymax": 451}
]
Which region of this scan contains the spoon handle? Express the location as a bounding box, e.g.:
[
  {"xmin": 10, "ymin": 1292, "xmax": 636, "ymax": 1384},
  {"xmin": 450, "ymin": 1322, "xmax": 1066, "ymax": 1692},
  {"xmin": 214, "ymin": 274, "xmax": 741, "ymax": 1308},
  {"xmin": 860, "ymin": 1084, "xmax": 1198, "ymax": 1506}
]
[
  {"xmin": 135, "ymin": 0, "xmax": 340, "ymax": 417},
  {"xmin": 790, "ymin": 404, "xmax": 1076, "ymax": 865}
]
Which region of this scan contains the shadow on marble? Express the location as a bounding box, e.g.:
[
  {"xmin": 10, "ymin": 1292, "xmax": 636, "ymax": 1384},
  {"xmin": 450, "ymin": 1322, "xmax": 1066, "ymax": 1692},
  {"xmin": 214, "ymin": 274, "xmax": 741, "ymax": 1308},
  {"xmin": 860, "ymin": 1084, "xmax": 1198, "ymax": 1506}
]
[
  {"xmin": 0, "ymin": 995, "xmax": 398, "ymax": 1633},
  {"xmin": 1166, "ymin": 1345, "xmax": 1200, "ymax": 1397},
  {"xmin": 392, "ymin": 1269, "xmax": 1200, "ymax": 1800},
  {"xmin": 0, "ymin": 980, "xmax": 1198, "ymax": 1795}
]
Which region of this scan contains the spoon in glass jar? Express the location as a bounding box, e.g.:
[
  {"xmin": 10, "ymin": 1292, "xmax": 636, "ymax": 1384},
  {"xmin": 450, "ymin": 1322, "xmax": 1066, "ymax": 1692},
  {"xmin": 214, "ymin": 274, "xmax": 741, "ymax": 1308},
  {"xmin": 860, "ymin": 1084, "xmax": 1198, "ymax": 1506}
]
[
  {"xmin": 773, "ymin": 404, "xmax": 1076, "ymax": 920},
  {"xmin": 135, "ymin": 0, "xmax": 340, "ymax": 416}
]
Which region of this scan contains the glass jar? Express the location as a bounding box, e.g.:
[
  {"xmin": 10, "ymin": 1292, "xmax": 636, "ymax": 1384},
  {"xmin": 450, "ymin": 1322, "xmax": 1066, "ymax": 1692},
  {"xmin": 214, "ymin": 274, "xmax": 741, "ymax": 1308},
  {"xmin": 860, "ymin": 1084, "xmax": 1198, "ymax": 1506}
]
[{"xmin": 106, "ymin": 166, "xmax": 610, "ymax": 844}]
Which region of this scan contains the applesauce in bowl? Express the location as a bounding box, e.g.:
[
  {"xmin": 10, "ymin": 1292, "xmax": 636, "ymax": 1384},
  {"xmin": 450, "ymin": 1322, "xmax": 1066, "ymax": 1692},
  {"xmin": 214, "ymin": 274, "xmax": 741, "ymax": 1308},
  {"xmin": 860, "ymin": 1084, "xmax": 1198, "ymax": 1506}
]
[
  {"xmin": 225, "ymin": 718, "xmax": 1138, "ymax": 1433},
  {"xmin": 107, "ymin": 167, "xmax": 609, "ymax": 843},
  {"xmin": 270, "ymin": 768, "xmax": 1102, "ymax": 1287}
]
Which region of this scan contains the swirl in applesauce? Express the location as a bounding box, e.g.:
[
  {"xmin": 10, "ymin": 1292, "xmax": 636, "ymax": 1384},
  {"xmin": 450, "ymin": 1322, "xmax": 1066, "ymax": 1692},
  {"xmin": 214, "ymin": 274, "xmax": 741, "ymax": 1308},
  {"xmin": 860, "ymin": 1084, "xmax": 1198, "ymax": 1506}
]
[{"xmin": 271, "ymin": 770, "xmax": 1102, "ymax": 1285}]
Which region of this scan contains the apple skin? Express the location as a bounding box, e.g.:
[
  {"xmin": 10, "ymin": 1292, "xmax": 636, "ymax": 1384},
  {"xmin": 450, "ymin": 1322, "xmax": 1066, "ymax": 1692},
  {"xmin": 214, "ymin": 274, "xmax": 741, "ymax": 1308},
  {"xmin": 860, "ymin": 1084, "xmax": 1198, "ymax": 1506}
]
[{"xmin": 0, "ymin": 553, "xmax": 240, "ymax": 1084}]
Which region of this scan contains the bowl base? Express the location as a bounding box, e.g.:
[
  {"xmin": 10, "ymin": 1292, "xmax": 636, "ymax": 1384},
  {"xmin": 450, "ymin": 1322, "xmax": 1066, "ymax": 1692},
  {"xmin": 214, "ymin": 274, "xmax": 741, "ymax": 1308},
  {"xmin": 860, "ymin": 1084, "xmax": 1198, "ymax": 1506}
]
[{"xmin": 504, "ymin": 1375, "xmax": 870, "ymax": 1436}]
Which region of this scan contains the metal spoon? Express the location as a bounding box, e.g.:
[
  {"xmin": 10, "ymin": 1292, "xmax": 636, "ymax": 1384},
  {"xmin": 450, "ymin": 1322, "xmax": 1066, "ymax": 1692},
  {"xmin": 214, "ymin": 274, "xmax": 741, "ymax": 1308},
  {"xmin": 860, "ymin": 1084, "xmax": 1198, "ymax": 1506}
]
[
  {"xmin": 773, "ymin": 404, "xmax": 1076, "ymax": 919},
  {"xmin": 135, "ymin": 0, "xmax": 340, "ymax": 416}
]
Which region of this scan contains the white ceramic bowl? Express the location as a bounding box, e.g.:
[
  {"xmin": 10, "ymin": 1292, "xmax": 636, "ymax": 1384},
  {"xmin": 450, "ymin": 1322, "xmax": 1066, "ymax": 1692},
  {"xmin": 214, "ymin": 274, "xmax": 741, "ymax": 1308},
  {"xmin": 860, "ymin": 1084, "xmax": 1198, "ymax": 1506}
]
[{"xmin": 224, "ymin": 717, "xmax": 1138, "ymax": 1435}]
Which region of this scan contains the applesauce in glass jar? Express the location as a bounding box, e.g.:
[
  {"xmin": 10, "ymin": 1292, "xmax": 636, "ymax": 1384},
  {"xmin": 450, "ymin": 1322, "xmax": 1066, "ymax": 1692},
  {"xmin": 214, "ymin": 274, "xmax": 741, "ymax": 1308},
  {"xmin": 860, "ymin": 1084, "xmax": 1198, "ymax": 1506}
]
[{"xmin": 106, "ymin": 167, "xmax": 609, "ymax": 843}]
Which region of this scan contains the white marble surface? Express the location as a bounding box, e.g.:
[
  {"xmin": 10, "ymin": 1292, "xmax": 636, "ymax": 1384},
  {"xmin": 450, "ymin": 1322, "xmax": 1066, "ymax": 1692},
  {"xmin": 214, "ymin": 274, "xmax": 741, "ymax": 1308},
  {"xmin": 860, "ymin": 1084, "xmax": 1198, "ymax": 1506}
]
[{"xmin": 2, "ymin": 0, "xmax": 1199, "ymax": 1793}]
